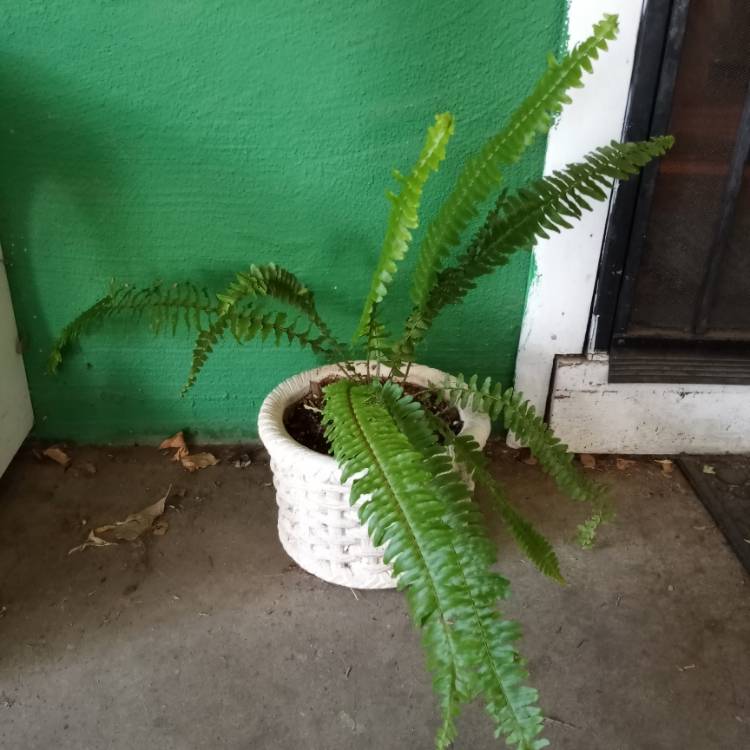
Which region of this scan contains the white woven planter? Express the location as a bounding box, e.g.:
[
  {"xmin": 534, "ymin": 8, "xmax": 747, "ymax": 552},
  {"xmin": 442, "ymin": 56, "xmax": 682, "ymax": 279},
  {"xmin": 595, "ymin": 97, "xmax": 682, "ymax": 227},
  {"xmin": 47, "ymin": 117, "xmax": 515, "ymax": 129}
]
[{"xmin": 258, "ymin": 362, "xmax": 491, "ymax": 589}]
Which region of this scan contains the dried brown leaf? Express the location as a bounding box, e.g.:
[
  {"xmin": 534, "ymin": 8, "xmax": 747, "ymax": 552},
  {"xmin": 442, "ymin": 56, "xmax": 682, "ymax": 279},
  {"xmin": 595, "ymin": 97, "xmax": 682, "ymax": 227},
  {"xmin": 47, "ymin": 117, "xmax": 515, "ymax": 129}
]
[
  {"xmin": 616, "ymin": 458, "xmax": 636, "ymax": 471},
  {"xmin": 68, "ymin": 530, "xmax": 114, "ymax": 554},
  {"xmin": 180, "ymin": 452, "xmax": 219, "ymax": 472},
  {"xmin": 43, "ymin": 446, "xmax": 71, "ymax": 467},
  {"xmin": 159, "ymin": 431, "xmax": 189, "ymax": 461},
  {"xmin": 654, "ymin": 459, "xmax": 674, "ymax": 476},
  {"xmin": 579, "ymin": 453, "xmax": 597, "ymax": 470},
  {"xmin": 68, "ymin": 486, "xmax": 171, "ymax": 552}
]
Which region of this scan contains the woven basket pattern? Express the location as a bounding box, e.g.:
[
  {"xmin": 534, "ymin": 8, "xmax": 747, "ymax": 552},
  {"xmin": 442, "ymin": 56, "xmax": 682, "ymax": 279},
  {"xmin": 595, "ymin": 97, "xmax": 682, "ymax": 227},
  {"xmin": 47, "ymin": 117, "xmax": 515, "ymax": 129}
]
[{"xmin": 258, "ymin": 362, "xmax": 491, "ymax": 589}]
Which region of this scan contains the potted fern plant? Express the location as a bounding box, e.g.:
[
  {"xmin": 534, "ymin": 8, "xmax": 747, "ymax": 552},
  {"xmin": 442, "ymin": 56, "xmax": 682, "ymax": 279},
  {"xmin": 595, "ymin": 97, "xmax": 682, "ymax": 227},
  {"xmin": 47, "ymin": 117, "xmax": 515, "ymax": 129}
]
[{"xmin": 51, "ymin": 14, "xmax": 671, "ymax": 749}]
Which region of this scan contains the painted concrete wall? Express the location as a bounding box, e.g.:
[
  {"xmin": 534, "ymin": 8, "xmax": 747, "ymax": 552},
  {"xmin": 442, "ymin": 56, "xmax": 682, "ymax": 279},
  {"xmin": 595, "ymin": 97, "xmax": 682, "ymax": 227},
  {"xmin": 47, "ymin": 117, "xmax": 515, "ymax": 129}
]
[{"xmin": 0, "ymin": 0, "xmax": 565, "ymax": 442}]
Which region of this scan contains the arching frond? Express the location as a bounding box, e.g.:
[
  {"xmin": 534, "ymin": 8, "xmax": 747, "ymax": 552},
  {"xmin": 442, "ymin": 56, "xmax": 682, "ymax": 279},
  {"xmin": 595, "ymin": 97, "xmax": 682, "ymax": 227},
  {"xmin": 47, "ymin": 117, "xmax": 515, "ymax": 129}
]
[
  {"xmin": 437, "ymin": 373, "xmax": 604, "ymax": 505},
  {"xmin": 397, "ymin": 135, "xmax": 674, "ymax": 361},
  {"xmin": 184, "ymin": 263, "xmax": 344, "ymax": 391},
  {"xmin": 408, "ymin": 14, "xmax": 619, "ymax": 311},
  {"xmin": 48, "ymin": 281, "xmax": 216, "ymax": 373},
  {"xmin": 256, "ymin": 262, "xmax": 339, "ymax": 349},
  {"xmin": 183, "ymin": 267, "xmax": 268, "ymax": 391},
  {"xmin": 354, "ymin": 113, "xmax": 454, "ymax": 341},
  {"xmin": 182, "ymin": 306, "xmax": 337, "ymax": 393},
  {"xmin": 324, "ymin": 379, "xmax": 548, "ymax": 750},
  {"xmin": 449, "ymin": 433, "xmax": 563, "ymax": 583}
]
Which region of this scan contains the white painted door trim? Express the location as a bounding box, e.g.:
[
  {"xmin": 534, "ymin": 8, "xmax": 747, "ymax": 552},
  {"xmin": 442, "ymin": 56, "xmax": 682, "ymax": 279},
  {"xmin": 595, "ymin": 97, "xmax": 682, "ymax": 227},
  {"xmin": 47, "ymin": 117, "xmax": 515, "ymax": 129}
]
[
  {"xmin": 0, "ymin": 245, "xmax": 33, "ymax": 476},
  {"xmin": 512, "ymin": 0, "xmax": 646, "ymax": 425},
  {"xmin": 512, "ymin": 0, "xmax": 750, "ymax": 454}
]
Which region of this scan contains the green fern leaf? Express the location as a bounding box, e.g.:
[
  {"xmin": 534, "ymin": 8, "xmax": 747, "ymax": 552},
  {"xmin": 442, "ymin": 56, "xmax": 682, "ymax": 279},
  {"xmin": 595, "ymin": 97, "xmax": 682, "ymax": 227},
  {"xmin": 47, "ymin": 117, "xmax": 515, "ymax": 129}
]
[
  {"xmin": 324, "ymin": 379, "xmax": 548, "ymax": 749},
  {"xmin": 182, "ymin": 305, "xmax": 336, "ymax": 393},
  {"xmin": 48, "ymin": 281, "xmax": 217, "ymax": 373},
  {"xmin": 256, "ymin": 263, "xmax": 340, "ymax": 351},
  {"xmin": 397, "ymin": 135, "xmax": 673, "ymax": 362},
  {"xmin": 416, "ymin": 403, "xmax": 563, "ymax": 583},
  {"xmin": 450, "ymin": 434, "xmax": 563, "ymax": 583},
  {"xmin": 437, "ymin": 374, "xmax": 604, "ymax": 506},
  {"xmin": 354, "ymin": 113, "xmax": 454, "ymax": 340},
  {"xmin": 183, "ymin": 263, "xmax": 346, "ymax": 390},
  {"xmin": 576, "ymin": 507, "xmax": 613, "ymax": 549},
  {"xmin": 408, "ymin": 13, "xmax": 619, "ymax": 311},
  {"xmin": 183, "ymin": 268, "xmax": 268, "ymax": 391}
]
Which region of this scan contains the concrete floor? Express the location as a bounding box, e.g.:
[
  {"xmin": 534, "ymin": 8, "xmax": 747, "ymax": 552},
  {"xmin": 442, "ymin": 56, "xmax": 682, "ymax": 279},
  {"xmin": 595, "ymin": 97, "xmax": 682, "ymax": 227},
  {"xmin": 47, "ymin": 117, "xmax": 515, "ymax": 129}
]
[{"xmin": 0, "ymin": 441, "xmax": 748, "ymax": 750}]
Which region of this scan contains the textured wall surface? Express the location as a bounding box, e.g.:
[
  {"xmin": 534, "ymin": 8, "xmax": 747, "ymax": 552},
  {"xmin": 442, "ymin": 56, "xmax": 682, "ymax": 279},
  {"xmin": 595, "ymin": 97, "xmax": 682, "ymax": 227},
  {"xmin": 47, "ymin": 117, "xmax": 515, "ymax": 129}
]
[{"xmin": 1, "ymin": 0, "xmax": 565, "ymax": 442}]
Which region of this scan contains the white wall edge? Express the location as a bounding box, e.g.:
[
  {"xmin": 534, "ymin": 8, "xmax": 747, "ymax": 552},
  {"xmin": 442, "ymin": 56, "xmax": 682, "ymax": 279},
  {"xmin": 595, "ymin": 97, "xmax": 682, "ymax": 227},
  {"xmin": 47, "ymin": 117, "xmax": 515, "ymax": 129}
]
[
  {"xmin": 510, "ymin": 1, "xmax": 645, "ymax": 445},
  {"xmin": 549, "ymin": 355, "xmax": 750, "ymax": 454}
]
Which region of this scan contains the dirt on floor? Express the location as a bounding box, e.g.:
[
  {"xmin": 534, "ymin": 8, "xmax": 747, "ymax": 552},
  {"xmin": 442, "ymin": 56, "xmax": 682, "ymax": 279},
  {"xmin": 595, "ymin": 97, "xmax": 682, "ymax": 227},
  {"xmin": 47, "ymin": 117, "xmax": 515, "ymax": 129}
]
[{"xmin": 0, "ymin": 441, "xmax": 748, "ymax": 750}]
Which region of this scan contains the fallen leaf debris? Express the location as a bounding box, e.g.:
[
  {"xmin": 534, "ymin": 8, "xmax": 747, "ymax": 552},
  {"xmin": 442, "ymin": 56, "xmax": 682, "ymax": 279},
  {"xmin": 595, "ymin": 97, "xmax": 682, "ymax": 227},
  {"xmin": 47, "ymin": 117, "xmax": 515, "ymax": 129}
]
[
  {"xmin": 69, "ymin": 485, "xmax": 172, "ymax": 554},
  {"xmin": 616, "ymin": 457, "xmax": 636, "ymax": 471},
  {"xmin": 579, "ymin": 453, "xmax": 597, "ymax": 470},
  {"xmin": 654, "ymin": 459, "xmax": 674, "ymax": 477},
  {"xmin": 159, "ymin": 431, "xmax": 219, "ymax": 472},
  {"xmin": 42, "ymin": 446, "xmax": 71, "ymax": 468}
]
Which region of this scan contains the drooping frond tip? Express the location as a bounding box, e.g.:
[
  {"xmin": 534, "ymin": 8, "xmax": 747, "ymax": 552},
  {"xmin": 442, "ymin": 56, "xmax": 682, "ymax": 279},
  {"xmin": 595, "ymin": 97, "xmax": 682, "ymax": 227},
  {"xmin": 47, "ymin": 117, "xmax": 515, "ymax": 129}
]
[
  {"xmin": 354, "ymin": 112, "xmax": 454, "ymax": 341},
  {"xmin": 323, "ymin": 379, "xmax": 547, "ymax": 750}
]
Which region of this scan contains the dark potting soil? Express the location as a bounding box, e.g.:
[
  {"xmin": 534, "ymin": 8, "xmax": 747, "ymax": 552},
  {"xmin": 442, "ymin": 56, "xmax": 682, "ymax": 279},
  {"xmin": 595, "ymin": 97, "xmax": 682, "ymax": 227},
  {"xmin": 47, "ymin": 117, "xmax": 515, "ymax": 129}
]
[{"xmin": 283, "ymin": 376, "xmax": 463, "ymax": 456}]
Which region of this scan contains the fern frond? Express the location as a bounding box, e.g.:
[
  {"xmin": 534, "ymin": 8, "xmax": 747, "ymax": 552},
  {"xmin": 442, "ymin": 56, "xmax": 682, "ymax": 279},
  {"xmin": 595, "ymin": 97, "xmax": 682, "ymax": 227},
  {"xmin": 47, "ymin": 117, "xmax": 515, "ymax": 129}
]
[
  {"xmin": 576, "ymin": 504, "xmax": 614, "ymax": 548},
  {"xmin": 198, "ymin": 263, "xmax": 345, "ymax": 378},
  {"xmin": 324, "ymin": 379, "xmax": 548, "ymax": 749},
  {"xmin": 443, "ymin": 137, "xmax": 673, "ymax": 306},
  {"xmin": 354, "ymin": 113, "xmax": 454, "ymax": 340},
  {"xmin": 397, "ymin": 136, "xmax": 674, "ymax": 361},
  {"xmin": 408, "ymin": 13, "xmax": 619, "ymax": 311},
  {"xmin": 183, "ymin": 267, "xmax": 268, "ymax": 391},
  {"xmin": 48, "ymin": 281, "xmax": 216, "ymax": 373},
  {"xmin": 256, "ymin": 262, "xmax": 340, "ymax": 350},
  {"xmin": 437, "ymin": 374, "xmax": 603, "ymax": 505},
  {"xmin": 414, "ymin": 401, "xmax": 562, "ymax": 583},
  {"xmin": 182, "ymin": 306, "xmax": 337, "ymax": 393},
  {"xmin": 438, "ymin": 375, "xmax": 612, "ymax": 549},
  {"xmin": 449, "ymin": 433, "xmax": 563, "ymax": 583},
  {"xmin": 213, "ymin": 265, "xmax": 268, "ymax": 316}
]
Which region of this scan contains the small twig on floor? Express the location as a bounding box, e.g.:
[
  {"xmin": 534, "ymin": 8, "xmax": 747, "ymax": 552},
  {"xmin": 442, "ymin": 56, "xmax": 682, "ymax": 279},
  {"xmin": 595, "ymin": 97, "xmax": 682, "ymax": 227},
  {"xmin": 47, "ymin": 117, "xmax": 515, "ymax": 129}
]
[
  {"xmin": 349, "ymin": 587, "xmax": 359, "ymax": 601},
  {"xmin": 544, "ymin": 715, "xmax": 581, "ymax": 731}
]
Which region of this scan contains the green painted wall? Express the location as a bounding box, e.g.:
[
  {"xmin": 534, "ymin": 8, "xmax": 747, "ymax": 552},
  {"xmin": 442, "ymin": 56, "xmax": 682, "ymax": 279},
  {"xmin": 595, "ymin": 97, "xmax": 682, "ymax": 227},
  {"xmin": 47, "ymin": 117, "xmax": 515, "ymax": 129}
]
[{"xmin": 1, "ymin": 0, "xmax": 565, "ymax": 443}]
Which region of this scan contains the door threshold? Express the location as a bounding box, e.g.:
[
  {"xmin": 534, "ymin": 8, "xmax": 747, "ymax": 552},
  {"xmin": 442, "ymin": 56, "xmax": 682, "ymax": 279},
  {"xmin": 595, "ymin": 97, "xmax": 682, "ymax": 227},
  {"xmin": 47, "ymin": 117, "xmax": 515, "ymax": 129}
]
[{"xmin": 547, "ymin": 354, "xmax": 750, "ymax": 454}]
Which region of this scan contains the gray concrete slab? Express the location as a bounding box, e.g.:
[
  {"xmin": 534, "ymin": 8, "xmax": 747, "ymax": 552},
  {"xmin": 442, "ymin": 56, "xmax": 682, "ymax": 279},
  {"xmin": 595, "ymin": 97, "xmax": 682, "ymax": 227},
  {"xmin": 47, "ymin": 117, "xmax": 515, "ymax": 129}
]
[{"xmin": 0, "ymin": 442, "xmax": 748, "ymax": 749}]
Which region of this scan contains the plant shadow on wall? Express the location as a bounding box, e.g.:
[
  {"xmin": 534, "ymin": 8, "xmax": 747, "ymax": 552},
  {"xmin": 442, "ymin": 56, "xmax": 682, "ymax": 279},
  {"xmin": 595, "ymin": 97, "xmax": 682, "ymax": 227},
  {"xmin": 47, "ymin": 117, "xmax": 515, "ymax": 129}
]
[
  {"xmin": 49, "ymin": 16, "xmax": 672, "ymax": 750},
  {"xmin": 0, "ymin": 56, "xmax": 360, "ymax": 438},
  {"xmin": 0, "ymin": 59, "xmax": 194, "ymax": 432},
  {"xmin": 0, "ymin": 60, "xmax": 126, "ymax": 358}
]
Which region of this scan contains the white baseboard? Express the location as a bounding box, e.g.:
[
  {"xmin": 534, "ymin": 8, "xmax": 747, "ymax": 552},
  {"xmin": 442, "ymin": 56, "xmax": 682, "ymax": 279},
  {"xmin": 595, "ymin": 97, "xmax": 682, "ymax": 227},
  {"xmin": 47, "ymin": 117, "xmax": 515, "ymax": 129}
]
[{"xmin": 548, "ymin": 355, "xmax": 750, "ymax": 454}]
